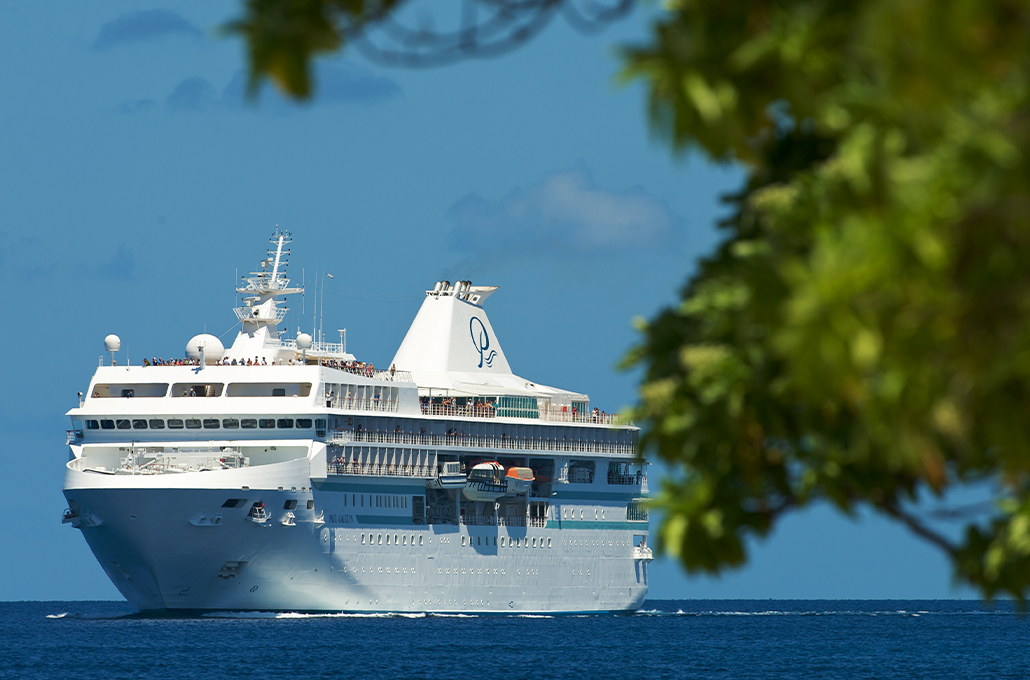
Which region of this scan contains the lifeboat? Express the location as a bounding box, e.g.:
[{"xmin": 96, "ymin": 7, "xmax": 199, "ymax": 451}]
[
  {"xmin": 505, "ymin": 467, "xmax": 534, "ymax": 496},
  {"xmin": 463, "ymin": 461, "xmax": 508, "ymax": 501}
]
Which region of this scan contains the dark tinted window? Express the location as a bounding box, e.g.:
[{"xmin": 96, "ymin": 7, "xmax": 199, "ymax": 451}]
[
  {"xmin": 116, "ymin": 419, "xmax": 131, "ymax": 430},
  {"xmin": 221, "ymin": 499, "xmax": 247, "ymax": 508},
  {"xmin": 315, "ymin": 419, "xmax": 327, "ymax": 429},
  {"xmin": 222, "ymin": 418, "xmax": 240, "ymax": 429},
  {"xmin": 149, "ymin": 419, "xmax": 165, "ymax": 429},
  {"xmin": 86, "ymin": 420, "xmax": 100, "ymax": 430},
  {"xmin": 185, "ymin": 419, "xmax": 201, "ymax": 429},
  {"xmin": 259, "ymin": 419, "xmax": 276, "ymax": 429},
  {"xmin": 167, "ymin": 418, "xmax": 184, "ymax": 429},
  {"xmin": 241, "ymin": 418, "xmax": 257, "ymax": 429},
  {"xmin": 296, "ymin": 418, "xmax": 313, "ymax": 428},
  {"xmin": 277, "ymin": 418, "xmax": 294, "ymax": 428},
  {"xmin": 283, "ymin": 500, "xmax": 298, "ymax": 510},
  {"xmin": 272, "ymin": 388, "xmax": 286, "ymax": 396},
  {"xmin": 202, "ymin": 419, "xmax": 220, "ymax": 429},
  {"xmin": 132, "ymin": 419, "xmax": 148, "ymax": 430}
]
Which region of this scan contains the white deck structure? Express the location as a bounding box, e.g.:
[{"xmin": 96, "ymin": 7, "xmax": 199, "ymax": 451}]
[{"xmin": 62, "ymin": 231, "xmax": 650, "ymax": 613}]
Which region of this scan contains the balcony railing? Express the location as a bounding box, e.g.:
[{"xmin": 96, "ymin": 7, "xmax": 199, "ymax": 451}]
[
  {"xmin": 420, "ymin": 403, "xmax": 625, "ymax": 426},
  {"xmin": 328, "ymin": 429, "xmax": 636, "ymax": 456}
]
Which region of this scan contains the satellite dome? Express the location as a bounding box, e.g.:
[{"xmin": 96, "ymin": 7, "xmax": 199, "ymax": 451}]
[
  {"xmin": 296, "ymin": 333, "xmax": 313, "ymax": 350},
  {"xmin": 104, "ymin": 334, "xmax": 121, "ymax": 352},
  {"xmin": 185, "ymin": 334, "xmax": 225, "ymax": 365}
]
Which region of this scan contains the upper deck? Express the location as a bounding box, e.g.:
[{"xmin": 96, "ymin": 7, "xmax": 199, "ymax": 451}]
[{"xmin": 67, "ymin": 231, "xmax": 639, "ymax": 460}]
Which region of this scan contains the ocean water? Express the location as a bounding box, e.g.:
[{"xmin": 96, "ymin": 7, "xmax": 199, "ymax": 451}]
[{"xmin": 2, "ymin": 600, "xmax": 1026, "ymax": 679}]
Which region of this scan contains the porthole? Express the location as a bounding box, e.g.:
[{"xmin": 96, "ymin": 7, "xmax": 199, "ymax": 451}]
[
  {"xmin": 562, "ymin": 508, "xmax": 567, "ymax": 519},
  {"xmin": 378, "ymin": 534, "xmax": 382, "ymax": 545},
  {"xmin": 580, "ymin": 509, "xmax": 584, "ymax": 519},
  {"xmin": 361, "ymin": 534, "xmax": 365, "ymax": 544},
  {"xmin": 462, "ymin": 536, "xmax": 466, "ymax": 546},
  {"xmin": 419, "ymin": 535, "xmax": 424, "ymax": 546},
  {"xmin": 500, "ymin": 537, "xmax": 506, "ymax": 547},
  {"xmin": 386, "ymin": 534, "xmax": 391, "ymax": 545},
  {"xmin": 532, "ymin": 537, "xmax": 537, "ymax": 548},
  {"xmin": 402, "ymin": 535, "xmax": 407, "ymax": 546},
  {"xmin": 594, "ymin": 509, "xmax": 598, "ymax": 520},
  {"xmin": 548, "ymin": 537, "xmax": 552, "ymax": 548},
  {"xmin": 394, "ymin": 534, "xmax": 398, "ymax": 545},
  {"xmin": 602, "ymin": 510, "xmax": 605, "ymax": 520}
]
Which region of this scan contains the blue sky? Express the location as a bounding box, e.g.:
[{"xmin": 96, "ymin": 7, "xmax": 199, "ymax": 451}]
[{"xmin": 0, "ymin": 2, "xmax": 975, "ymax": 600}]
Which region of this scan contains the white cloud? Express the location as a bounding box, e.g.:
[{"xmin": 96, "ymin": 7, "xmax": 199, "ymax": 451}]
[{"xmin": 447, "ymin": 168, "xmax": 682, "ymax": 253}]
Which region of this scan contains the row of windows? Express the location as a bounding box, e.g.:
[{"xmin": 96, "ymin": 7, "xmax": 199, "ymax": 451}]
[
  {"xmin": 85, "ymin": 417, "xmax": 324, "ymax": 431},
  {"xmin": 343, "ymin": 494, "xmax": 407, "ymax": 509}
]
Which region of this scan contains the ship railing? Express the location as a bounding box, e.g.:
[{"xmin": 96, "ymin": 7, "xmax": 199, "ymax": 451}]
[
  {"xmin": 311, "ymin": 360, "xmax": 413, "ymax": 383},
  {"xmin": 498, "ymin": 516, "xmax": 527, "ymax": 527},
  {"xmin": 459, "ymin": 514, "xmax": 497, "ymax": 526},
  {"xmin": 607, "ymin": 473, "xmax": 646, "ymax": 486},
  {"xmin": 327, "ymin": 429, "xmax": 637, "ymax": 456},
  {"xmin": 327, "ymin": 461, "xmax": 435, "ymax": 478},
  {"xmin": 66, "ymin": 429, "xmax": 83, "ymax": 445},
  {"xmin": 529, "ymin": 517, "xmax": 547, "ymax": 528},
  {"xmin": 323, "ymin": 396, "xmax": 400, "ymax": 413},
  {"xmin": 233, "ymin": 306, "xmax": 288, "ymax": 323},
  {"xmin": 419, "ymin": 403, "xmax": 627, "ymax": 426}
]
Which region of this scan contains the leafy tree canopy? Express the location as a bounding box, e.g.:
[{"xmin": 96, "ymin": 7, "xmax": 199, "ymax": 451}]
[{"xmin": 232, "ymin": 0, "xmax": 1030, "ymax": 598}]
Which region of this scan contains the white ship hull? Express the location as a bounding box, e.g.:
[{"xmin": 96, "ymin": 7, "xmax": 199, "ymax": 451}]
[{"xmin": 65, "ymin": 466, "xmax": 648, "ymax": 613}]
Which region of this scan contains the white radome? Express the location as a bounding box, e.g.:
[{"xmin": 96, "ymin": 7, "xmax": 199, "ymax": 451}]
[
  {"xmin": 104, "ymin": 334, "xmax": 121, "ymax": 352},
  {"xmin": 185, "ymin": 334, "xmax": 224, "ymax": 364},
  {"xmin": 296, "ymin": 333, "xmax": 312, "ymax": 350}
]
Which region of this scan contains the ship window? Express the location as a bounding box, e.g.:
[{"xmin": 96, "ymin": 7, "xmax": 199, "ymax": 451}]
[
  {"xmin": 361, "ymin": 534, "xmax": 365, "ymax": 544},
  {"xmin": 222, "ymin": 418, "xmax": 239, "ymax": 429},
  {"xmin": 378, "ymin": 534, "xmax": 382, "ymax": 545},
  {"xmin": 532, "ymin": 537, "xmax": 537, "ymax": 547},
  {"xmin": 203, "ymin": 419, "xmax": 220, "ymax": 429},
  {"xmin": 594, "ymin": 510, "xmax": 598, "ymax": 520},
  {"xmin": 167, "ymin": 418, "xmax": 184, "ymax": 429},
  {"xmin": 361, "ymin": 495, "xmax": 364, "ymax": 507},
  {"xmin": 602, "ymin": 510, "xmax": 605, "ymax": 520},
  {"xmin": 115, "ymin": 419, "xmax": 130, "ymax": 430},
  {"xmin": 419, "ymin": 535, "xmax": 423, "ymax": 546},
  {"xmin": 131, "ymin": 419, "xmax": 148, "ymax": 430},
  {"xmin": 148, "ymin": 419, "xmax": 165, "ymax": 429},
  {"xmin": 580, "ymin": 509, "xmax": 584, "ymax": 519},
  {"xmin": 461, "ymin": 536, "xmax": 466, "ymax": 546},
  {"xmin": 172, "ymin": 383, "xmax": 224, "ymax": 397},
  {"xmin": 259, "ymin": 419, "xmax": 276, "ymax": 429},
  {"xmin": 296, "ymin": 418, "xmax": 312, "ymax": 428},
  {"xmin": 86, "ymin": 420, "xmax": 100, "ymax": 430},
  {"xmin": 315, "ymin": 419, "xmax": 327, "ymax": 429},
  {"xmin": 283, "ymin": 500, "xmax": 298, "ymax": 510},
  {"xmin": 548, "ymin": 537, "xmax": 552, "ymax": 548},
  {"xmin": 241, "ymin": 418, "xmax": 257, "ymax": 429},
  {"xmin": 307, "ymin": 500, "xmax": 314, "ymax": 510},
  {"xmin": 277, "ymin": 418, "xmax": 294, "ymax": 428},
  {"xmin": 92, "ymin": 383, "xmax": 168, "ymax": 398},
  {"xmin": 562, "ymin": 508, "xmax": 567, "ymax": 519},
  {"xmin": 221, "ymin": 499, "xmax": 246, "ymax": 508},
  {"xmin": 386, "ymin": 534, "xmax": 391, "ymax": 545},
  {"xmin": 185, "ymin": 419, "xmax": 202, "ymax": 429},
  {"xmin": 227, "ymin": 382, "xmax": 312, "ymax": 397}
]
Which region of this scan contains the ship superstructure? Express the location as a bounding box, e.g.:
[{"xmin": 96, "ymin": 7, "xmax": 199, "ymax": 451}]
[{"xmin": 62, "ymin": 231, "xmax": 650, "ymax": 613}]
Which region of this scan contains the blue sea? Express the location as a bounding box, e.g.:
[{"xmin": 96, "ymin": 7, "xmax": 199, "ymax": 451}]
[{"xmin": 2, "ymin": 600, "xmax": 1026, "ymax": 679}]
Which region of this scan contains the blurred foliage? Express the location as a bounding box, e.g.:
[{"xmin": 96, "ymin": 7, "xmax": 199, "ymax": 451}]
[
  {"xmin": 622, "ymin": 0, "xmax": 1030, "ymax": 599},
  {"xmin": 231, "ymin": 0, "xmax": 1030, "ymax": 597}
]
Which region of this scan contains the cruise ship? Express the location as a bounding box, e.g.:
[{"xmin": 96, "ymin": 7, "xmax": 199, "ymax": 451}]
[{"xmin": 62, "ymin": 231, "xmax": 651, "ymax": 613}]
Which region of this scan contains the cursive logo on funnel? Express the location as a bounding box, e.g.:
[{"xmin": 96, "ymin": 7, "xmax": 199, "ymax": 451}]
[{"xmin": 470, "ymin": 317, "xmax": 496, "ymax": 368}]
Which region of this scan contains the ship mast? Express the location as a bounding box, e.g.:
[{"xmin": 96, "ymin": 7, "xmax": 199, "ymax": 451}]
[{"xmin": 234, "ymin": 229, "xmax": 303, "ymax": 333}]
